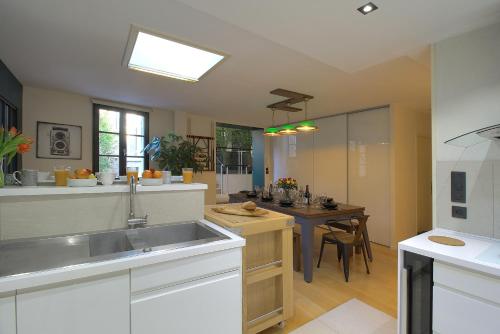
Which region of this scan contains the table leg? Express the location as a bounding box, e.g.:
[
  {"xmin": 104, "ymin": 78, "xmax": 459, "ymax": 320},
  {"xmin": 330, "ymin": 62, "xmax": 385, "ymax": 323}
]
[
  {"xmin": 300, "ymin": 222, "xmax": 315, "ymax": 283},
  {"xmin": 362, "ymin": 227, "xmax": 373, "ymax": 261}
]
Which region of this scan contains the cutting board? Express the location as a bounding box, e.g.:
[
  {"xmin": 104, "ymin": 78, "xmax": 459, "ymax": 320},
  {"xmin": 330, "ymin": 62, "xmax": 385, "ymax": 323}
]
[
  {"xmin": 212, "ymin": 206, "xmax": 269, "ymax": 217},
  {"xmin": 428, "ymin": 235, "xmax": 465, "ymax": 246}
]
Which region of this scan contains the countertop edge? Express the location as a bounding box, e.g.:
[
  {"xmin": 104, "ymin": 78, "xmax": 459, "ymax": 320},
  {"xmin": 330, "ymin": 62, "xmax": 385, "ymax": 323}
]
[
  {"xmin": 0, "ymin": 183, "xmax": 208, "ymax": 197},
  {"xmin": 398, "ymin": 228, "xmax": 500, "ymax": 277},
  {"xmin": 0, "ymin": 219, "xmax": 245, "ymax": 294}
]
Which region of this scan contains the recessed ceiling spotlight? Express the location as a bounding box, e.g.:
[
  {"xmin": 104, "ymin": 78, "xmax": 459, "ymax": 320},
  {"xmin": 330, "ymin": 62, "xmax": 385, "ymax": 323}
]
[{"xmin": 357, "ymin": 2, "xmax": 378, "ymax": 15}]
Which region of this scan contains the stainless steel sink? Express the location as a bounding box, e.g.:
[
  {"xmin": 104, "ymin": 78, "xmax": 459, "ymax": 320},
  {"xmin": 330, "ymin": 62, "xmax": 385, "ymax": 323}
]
[
  {"xmin": 89, "ymin": 231, "xmax": 135, "ymax": 257},
  {"xmin": 134, "ymin": 222, "xmax": 225, "ymax": 249},
  {"xmin": 0, "ymin": 221, "xmax": 228, "ymax": 278}
]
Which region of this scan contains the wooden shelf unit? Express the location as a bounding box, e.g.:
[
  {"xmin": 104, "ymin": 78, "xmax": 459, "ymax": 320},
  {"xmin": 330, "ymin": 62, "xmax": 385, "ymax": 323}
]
[{"xmin": 205, "ymin": 204, "xmax": 295, "ymax": 334}]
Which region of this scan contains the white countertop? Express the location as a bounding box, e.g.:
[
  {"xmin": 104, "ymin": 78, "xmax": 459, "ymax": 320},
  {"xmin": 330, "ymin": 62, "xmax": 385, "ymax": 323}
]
[
  {"xmin": 0, "ymin": 183, "xmax": 207, "ymax": 197},
  {"xmin": 399, "ymin": 228, "xmax": 500, "ymax": 277},
  {"xmin": 0, "ymin": 220, "xmax": 244, "ymax": 294}
]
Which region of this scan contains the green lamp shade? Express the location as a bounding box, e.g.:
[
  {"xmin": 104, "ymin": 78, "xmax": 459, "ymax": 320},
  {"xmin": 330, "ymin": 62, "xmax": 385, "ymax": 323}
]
[
  {"xmin": 263, "ymin": 127, "xmax": 281, "ymax": 136},
  {"xmin": 278, "ymin": 124, "xmax": 298, "ymax": 135},
  {"xmin": 296, "ymin": 120, "xmax": 318, "ymax": 132}
]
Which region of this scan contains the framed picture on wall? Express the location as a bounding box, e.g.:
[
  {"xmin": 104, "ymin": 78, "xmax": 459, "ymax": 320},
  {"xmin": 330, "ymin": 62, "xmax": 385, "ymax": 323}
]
[{"xmin": 36, "ymin": 121, "xmax": 82, "ymax": 159}]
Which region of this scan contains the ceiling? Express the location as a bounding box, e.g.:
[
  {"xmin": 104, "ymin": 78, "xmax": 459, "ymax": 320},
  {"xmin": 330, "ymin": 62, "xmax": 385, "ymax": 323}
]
[{"xmin": 1, "ymin": 0, "xmax": 499, "ymax": 127}]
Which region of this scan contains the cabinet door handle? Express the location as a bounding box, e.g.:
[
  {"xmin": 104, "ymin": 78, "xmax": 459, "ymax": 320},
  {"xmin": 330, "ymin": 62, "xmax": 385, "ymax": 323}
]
[{"xmin": 401, "ymin": 268, "xmax": 409, "ymax": 334}]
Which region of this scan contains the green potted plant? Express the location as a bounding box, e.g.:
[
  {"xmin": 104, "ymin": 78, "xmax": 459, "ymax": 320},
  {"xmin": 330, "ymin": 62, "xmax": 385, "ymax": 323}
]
[
  {"xmin": 0, "ymin": 127, "xmax": 33, "ymax": 187},
  {"xmin": 143, "ymin": 133, "xmax": 204, "ymax": 176}
]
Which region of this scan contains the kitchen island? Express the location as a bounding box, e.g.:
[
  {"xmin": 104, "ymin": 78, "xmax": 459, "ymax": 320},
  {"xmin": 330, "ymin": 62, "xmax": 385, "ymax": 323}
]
[
  {"xmin": 0, "ymin": 183, "xmax": 246, "ymax": 334},
  {"xmin": 205, "ymin": 203, "xmax": 294, "ymax": 334}
]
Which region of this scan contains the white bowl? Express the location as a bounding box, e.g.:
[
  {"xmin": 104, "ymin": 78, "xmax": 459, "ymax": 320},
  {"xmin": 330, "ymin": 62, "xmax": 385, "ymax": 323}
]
[
  {"xmin": 171, "ymin": 175, "xmax": 184, "ymax": 183},
  {"xmin": 67, "ymin": 178, "xmax": 98, "ymax": 187},
  {"xmin": 141, "ymin": 178, "xmax": 163, "ymax": 186}
]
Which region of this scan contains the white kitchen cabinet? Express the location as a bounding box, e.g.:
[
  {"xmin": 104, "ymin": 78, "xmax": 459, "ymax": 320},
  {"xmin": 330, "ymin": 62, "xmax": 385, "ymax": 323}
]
[
  {"xmin": 131, "ymin": 248, "xmax": 242, "ymax": 334},
  {"xmin": 433, "ymin": 286, "xmax": 500, "ymax": 334},
  {"xmin": 131, "ymin": 270, "xmax": 241, "ymax": 334},
  {"xmin": 17, "ymin": 272, "xmax": 130, "ymax": 334},
  {"xmin": 0, "ymin": 294, "xmax": 16, "ymax": 334},
  {"xmin": 433, "ymin": 261, "xmax": 500, "ymax": 334}
]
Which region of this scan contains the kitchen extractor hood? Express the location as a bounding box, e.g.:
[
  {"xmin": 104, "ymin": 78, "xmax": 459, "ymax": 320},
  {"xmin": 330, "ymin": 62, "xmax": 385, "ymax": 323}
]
[{"xmin": 445, "ymin": 124, "xmax": 500, "ymax": 147}]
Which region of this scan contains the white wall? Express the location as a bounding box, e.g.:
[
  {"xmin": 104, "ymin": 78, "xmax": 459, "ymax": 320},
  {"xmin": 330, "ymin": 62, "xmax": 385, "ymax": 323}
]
[
  {"xmin": 22, "ymin": 86, "xmax": 175, "ymax": 171},
  {"xmin": 432, "ymin": 22, "xmax": 500, "ymax": 238}
]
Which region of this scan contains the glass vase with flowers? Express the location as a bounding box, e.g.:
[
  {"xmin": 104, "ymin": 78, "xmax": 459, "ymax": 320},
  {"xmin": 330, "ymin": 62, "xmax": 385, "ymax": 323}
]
[
  {"xmin": 0, "ymin": 127, "xmax": 33, "ymax": 187},
  {"xmin": 276, "ymin": 177, "xmax": 298, "ymax": 207}
]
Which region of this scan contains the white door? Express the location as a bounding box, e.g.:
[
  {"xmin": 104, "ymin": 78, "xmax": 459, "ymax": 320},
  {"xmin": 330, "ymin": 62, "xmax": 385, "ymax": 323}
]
[
  {"xmin": 348, "ymin": 108, "xmax": 391, "ymax": 246},
  {"xmin": 17, "ymin": 272, "xmax": 130, "ymax": 334},
  {"xmin": 131, "ymin": 270, "xmax": 242, "ymax": 334}
]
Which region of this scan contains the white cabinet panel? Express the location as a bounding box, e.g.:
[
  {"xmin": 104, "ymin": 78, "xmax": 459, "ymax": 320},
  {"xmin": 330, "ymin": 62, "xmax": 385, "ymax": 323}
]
[
  {"xmin": 131, "ymin": 248, "xmax": 241, "ymax": 293},
  {"xmin": 433, "ymin": 285, "xmax": 500, "ymax": 334},
  {"xmin": 313, "ymin": 115, "xmax": 348, "ymax": 202},
  {"xmin": 434, "ymin": 261, "xmax": 500, "ymax": 304},
  {"xmin": 0, "ymin": 295, "xmax": 16, "ymax": 334},
  {"xmin": 348, "ymin": 108, "xmax": 391, "ymax": 246},
  {"xmin": 17, "ymin": 272, "xmax": 130, "ymax": 334},
  {"xmin": 131, "ymin": 270, "xmax": 242, "ymax": 334}
]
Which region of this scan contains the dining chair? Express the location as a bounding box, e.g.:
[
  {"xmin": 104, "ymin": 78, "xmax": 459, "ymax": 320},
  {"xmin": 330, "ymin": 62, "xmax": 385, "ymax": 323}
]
[
  {"xmin": 316, "ymin": 215, "xmax": 370, "ymax": 282},
  {"xmin": 326, "ymin": 218, "xmax": 373, "ymax": 261}
]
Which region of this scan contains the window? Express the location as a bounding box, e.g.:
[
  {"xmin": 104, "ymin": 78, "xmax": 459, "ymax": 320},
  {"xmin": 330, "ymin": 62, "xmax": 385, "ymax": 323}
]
[
  {"xmin": 93, "ymin": 104, "xmax": 149, "ymax": 175},
  {"xmin": 123, "ymin": 26, "xmax": 226, "ymax": 82}
]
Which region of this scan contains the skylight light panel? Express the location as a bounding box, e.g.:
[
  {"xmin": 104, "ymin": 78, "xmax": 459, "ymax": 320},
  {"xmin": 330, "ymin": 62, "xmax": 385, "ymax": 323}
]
[{"xmin": 125, "ymin": 29, "xmax": 225, "ymax": 82}]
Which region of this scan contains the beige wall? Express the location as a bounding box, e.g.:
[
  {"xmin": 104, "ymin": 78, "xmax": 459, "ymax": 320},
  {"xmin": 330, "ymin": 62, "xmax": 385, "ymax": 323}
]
[
  {"xmin": 22, "ymin": 86, "xmax": 93, "ymax": 171},
  {"xmin": 390, "ymin": 105, "xmax": 418, "ymax": 246},
  {"xmin": 270, "ymin": 106, "xmax": 431, "ymax": 247},
  {"xmin": 22, "ymin": 86, "xmax": 175, "ymax": 171},
  {"xmin": 0, "ymin": 190, "xmax": 205, "ymax": 240}
]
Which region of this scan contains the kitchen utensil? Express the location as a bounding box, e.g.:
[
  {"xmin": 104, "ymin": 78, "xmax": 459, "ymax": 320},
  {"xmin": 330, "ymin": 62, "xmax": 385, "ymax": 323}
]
[{"xmin": 13, "ymin": 169, "xmax": 39, "ymax": 186}]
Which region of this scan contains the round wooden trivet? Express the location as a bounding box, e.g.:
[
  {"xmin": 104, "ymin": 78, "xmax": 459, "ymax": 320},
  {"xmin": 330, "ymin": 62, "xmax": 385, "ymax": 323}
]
[{"xmin": 428, "ymin": 235, "xmax": 465, "ymax": 246}]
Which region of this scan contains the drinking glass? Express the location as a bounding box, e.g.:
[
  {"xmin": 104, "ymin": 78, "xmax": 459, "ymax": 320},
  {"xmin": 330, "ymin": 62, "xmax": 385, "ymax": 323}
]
[
  {"xmin": 126, "ymin": 167, "xmax": 139, "ymax": 184},
  {"xmin": 54, "ymin": 166, "xmax": 70, "ymax": 186},
  {"xmin": 182, "ymin": 168, "xmax": 193, "ymax": 184}
]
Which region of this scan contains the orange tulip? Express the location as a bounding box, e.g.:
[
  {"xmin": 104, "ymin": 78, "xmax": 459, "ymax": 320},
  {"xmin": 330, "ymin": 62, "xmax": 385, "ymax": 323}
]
[
  {"xmin": 17, "ymin": 143, "xmax": 31, "ymax": 154},
  {"xmin": 8, "ymin": 127, "xmax": 17, "ymax": 137}
]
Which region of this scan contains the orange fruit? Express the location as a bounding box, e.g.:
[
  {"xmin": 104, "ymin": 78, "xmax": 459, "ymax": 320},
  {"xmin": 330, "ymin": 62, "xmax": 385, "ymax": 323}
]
[
  {"xmin": 75, "ymin": 169, "xmax": 90, "ymax": 179},
  {"xmin": 142, "ymin": 170, "xmax": 153, "ymax": 179},
  {"xmin": 153, "ymin": 171, "xmax": 163, "ymax": 179}
]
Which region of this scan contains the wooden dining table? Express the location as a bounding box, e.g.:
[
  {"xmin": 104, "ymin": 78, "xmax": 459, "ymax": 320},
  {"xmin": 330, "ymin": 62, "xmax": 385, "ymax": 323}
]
[{"xmin": 230, "ymin": 194, "xmax": 370, "ymax": 283}]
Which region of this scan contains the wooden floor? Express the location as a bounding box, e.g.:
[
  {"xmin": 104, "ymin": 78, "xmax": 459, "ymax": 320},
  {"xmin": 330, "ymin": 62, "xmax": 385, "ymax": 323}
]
[{"xmin": 261, "ymin": 242, "xmax": 398, "ymax": 333}]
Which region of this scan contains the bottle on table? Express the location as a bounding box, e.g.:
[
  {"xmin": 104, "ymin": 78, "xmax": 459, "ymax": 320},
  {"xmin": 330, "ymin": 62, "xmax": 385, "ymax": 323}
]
[{"xmin": 305, "ymin": 184, "xmax": 311, "ymax": 206}]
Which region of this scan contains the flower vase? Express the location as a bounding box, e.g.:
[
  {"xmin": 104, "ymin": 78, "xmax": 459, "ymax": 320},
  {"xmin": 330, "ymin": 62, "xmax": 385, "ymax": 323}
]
[{"xmin": 279, "ymin": 189, "xmax": 294, "ymax": 207}]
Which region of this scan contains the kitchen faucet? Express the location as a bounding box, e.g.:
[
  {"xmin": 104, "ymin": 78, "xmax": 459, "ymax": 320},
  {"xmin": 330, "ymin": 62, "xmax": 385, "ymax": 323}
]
[{"xmin": 127, "ymin": 175, "xmax": 148, "ymax": 228}]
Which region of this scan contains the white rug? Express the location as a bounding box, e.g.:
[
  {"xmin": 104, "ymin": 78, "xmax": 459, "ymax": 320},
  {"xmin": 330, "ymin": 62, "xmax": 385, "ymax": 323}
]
[{"xmin": 290, "ymin": 299, "xmax": 396, "ymax": 334}]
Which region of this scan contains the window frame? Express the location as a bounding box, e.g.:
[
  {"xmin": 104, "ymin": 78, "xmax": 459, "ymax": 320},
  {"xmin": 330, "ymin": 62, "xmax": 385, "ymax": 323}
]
[{"xmin": 92, "ymin": 104, "xmax": 149, "ymax": 175}]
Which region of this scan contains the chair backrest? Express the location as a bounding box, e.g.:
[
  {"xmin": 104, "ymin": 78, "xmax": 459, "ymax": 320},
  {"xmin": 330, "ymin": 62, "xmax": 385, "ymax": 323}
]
[{"xmin": 353, "ymin": 215, "xmax": 369, "ymax": 245}]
